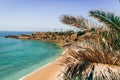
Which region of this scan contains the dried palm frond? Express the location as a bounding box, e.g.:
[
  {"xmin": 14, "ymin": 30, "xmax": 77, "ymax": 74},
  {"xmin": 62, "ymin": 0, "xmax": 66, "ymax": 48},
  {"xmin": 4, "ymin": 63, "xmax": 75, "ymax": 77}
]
[
  {"xmin": 97, "ymin": 30, "xmax": 120, "ymax": 50},
  {"xmin": 60, "ymin": 15, "xmax": 102, "ymax": 31},
  {"xmin": 76, "ymin": 29, "xmax": 120, "ymax": 51},
  {"xmin": 64, "ymin": 47, "xmax": 120, "ymax": 65},
  {"xmin": 60, "ymin": 48, "xmax": 79, "ymax": 66},
  {"xmin": 63, "ymin": 62, "xmax": 120, "ymax": 80},
  {"xmin": 59, "ymin": 47, "xmax": 120, "ymax": 80}
]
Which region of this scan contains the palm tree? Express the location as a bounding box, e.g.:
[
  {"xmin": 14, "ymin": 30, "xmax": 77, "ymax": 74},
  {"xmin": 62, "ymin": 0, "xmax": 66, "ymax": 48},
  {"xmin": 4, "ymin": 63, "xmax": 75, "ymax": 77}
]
[
  {"xmin": 60, "ymin": 11, "xmax": 120, "ymax": 50},
  {"xmin": 89, "ymin": 10, "xmax": 120, "ymax": 50},
  {"xmin": 60, "ymin": 15, "xmax": 102, "ymax": 31},
  {"xmin": 60, "ymin": 10, "xmax": 120, "ymax": 33},
  {"xmin": 89, "ymin": 10, "xmax": 120, "ymax": 32},
  {"xmin": 59, "ymin": 10, "xmax": 120, "ymax": 80}
]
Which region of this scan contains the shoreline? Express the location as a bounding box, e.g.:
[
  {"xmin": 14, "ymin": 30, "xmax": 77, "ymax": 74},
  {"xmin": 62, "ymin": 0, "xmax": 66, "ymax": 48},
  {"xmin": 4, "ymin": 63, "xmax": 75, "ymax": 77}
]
[
  {"xmin": 20, "ymin": 50, "xmax": 66, "ymax": 80},
  {"xmin": 19, "ymin": 63, "xmax": 51, "ymax": 80}
]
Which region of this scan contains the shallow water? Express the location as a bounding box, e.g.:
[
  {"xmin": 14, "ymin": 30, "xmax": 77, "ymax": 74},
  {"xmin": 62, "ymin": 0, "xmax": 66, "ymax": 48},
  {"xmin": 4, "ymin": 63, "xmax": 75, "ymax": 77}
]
[{"xmin": 0, "ymin": 32, "xmax": 63, "ymax": 80}]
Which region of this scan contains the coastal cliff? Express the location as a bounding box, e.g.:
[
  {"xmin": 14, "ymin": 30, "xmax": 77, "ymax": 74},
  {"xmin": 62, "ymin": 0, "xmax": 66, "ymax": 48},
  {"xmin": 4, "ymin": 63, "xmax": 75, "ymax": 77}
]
[{"xmin": 5, "ymin": 31, "xmax": 85, "ymax": 47}]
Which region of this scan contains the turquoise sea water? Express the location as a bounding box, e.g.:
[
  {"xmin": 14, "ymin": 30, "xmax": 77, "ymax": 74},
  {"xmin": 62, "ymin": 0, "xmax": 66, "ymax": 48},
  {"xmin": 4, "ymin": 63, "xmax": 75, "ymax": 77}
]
[{"xmin": 0, "ymin": 31, "xmax": 63, "ymax": 80}]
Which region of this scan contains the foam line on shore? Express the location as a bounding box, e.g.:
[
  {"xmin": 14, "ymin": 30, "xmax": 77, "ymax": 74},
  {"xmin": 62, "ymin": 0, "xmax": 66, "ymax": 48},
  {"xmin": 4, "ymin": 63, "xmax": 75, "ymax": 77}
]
[{"xmin": 19, "ymin": 50, "xmax": 66, "ymax": 80}]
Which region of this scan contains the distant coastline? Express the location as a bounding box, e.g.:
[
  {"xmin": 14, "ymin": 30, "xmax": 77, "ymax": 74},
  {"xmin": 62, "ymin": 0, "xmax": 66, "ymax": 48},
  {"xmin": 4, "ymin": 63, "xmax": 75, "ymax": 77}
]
[
  {"xmin": 4, "ymin": 30, "xmax": 84, "ymax": 47},
  {"xmin": 0, "ymin": 31, "xmax": 33, "ymax": 37}
]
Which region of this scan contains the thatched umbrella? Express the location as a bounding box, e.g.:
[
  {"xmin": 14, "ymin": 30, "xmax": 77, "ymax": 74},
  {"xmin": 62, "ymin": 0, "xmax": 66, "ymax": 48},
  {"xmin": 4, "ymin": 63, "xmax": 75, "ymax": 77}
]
[{"xmin": 60, "ymin": 47, "xmax": 120, "ymax": 80}]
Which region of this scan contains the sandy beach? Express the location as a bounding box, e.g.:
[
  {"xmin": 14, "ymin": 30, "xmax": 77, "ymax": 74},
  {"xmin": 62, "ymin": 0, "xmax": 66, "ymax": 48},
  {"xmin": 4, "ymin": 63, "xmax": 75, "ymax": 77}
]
[
  {"xmin": 23, "ymin": 62, "xmax": 64, "ymax": 80},
  {"xmin": 22, "ymin": 50, "xmax": 67, "ymax": 80}
]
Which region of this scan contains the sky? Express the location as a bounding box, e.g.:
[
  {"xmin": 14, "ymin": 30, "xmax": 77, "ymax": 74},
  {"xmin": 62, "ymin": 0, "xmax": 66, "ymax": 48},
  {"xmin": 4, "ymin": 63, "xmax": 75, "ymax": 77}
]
[{"xmin": 0, "ymin": 0, "xmax": 120, "ymax": 31}]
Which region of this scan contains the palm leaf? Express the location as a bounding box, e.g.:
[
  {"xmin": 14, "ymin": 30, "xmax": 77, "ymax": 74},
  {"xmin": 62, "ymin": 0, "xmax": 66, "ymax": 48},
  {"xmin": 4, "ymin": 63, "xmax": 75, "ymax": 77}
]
[
  {"xmin": 89, "ymin": 10, "xmax": 120, "ymax": 32},
  {"xmin": 63, "ymin": 62, "xmax": 120, "ymax": 80},
  {"xmin": 60, "ymin": 15, "xmax": 101, "ymax": 31},
  {"xmin": 60, "ymin": 47, "xmax": 120, "ymax": 80}
]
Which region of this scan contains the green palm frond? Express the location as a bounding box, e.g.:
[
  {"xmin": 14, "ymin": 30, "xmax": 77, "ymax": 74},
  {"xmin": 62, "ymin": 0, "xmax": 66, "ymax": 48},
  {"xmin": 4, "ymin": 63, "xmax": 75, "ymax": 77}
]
[
  {"xmin": 90, "ymin": 10, "xmax": 120, "ymax": 32},
  {"xmin": 60, "ymin": 15, "xmax": 101, "ymax": 31}
]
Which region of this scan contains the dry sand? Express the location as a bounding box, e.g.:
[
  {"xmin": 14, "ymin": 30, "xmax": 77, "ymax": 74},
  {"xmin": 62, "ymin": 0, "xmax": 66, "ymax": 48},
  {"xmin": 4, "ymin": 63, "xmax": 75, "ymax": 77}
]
[{"xmin": 23, "ymin": 62, "xmax": 64, "ymax": 80}]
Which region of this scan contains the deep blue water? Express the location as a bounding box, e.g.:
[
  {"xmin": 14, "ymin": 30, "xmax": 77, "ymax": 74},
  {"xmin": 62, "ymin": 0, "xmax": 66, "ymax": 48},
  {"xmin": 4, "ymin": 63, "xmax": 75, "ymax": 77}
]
[
  {"xmin": 0, "ymin": 31, "xmax": 34, "ymax": 37},
  {"xmin": 0, "ymin": 31, "xmax": 63, "ymax": 80}
]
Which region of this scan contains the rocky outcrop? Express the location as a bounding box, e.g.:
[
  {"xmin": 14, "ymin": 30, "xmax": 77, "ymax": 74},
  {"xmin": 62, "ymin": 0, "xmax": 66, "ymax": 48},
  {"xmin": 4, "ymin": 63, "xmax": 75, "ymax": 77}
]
[{"xmin": 5, "ymin": 31, "xmax": 85, "ymax": 47}]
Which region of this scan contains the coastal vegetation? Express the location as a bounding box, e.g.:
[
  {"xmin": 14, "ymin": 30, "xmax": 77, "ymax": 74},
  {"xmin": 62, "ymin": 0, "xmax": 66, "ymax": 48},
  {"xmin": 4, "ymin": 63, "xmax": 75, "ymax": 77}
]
[
  {"xmin": 59, "ymin": 9, "xmax": 120, "ymax": 80},
  {"xmin": 5, "ymin": 30, "xmax": 85, "ymax": 47}
]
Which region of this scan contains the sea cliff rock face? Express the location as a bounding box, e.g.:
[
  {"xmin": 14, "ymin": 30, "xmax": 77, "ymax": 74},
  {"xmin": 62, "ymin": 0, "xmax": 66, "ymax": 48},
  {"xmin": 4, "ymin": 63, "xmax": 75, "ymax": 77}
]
[{"xmin": 5, "ymin": 31, "xmax": 85, "ymax": 46}]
